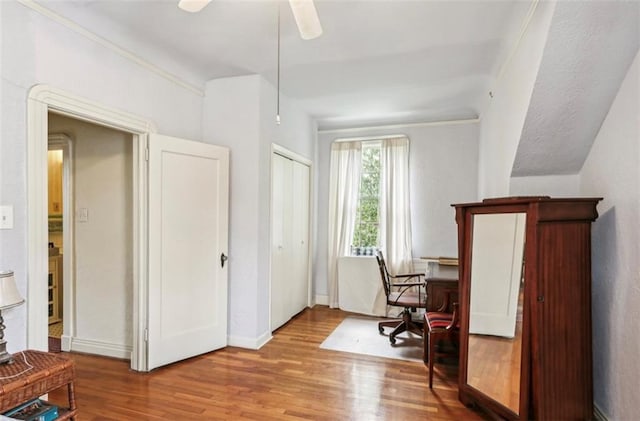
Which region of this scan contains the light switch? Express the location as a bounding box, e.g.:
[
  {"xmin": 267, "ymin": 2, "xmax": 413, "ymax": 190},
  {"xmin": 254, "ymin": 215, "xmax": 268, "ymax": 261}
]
[
  {"xmin": 77, "ymin": 207, "xmax": 89, "ymax": 222},
  {"xmin": 0, "ymin": 205, "xmax": 14, "ymax": 229}
]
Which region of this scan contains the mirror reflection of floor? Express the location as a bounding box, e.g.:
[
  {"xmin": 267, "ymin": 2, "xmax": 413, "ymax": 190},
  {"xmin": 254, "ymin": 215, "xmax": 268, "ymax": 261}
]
[
  {"xmin": 467, "ymin": 322, "xmax": 522, "ymax": 413},
  {"xmin": 467, "ymin": 289, "xmax": 523, "ymax": 414}
]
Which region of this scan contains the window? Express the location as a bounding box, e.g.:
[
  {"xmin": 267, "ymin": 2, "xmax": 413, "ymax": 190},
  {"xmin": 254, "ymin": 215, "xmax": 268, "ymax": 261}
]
[{"xmin": 352, "ymin": 141, "xmax": 380, "ymax": 252}]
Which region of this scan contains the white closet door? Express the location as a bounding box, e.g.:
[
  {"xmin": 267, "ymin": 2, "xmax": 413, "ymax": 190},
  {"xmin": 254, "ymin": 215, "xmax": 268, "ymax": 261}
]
[
  {"xmin": 271, "ymin": 154, "xmax": 292, "ymax": 330},
  {"xmin": 270, "ymin": 153, "xmax": 310, "ymax": 331},
  {"xmin": 290, "ymin": 160, "xmax": 310, "ymax": 314}
]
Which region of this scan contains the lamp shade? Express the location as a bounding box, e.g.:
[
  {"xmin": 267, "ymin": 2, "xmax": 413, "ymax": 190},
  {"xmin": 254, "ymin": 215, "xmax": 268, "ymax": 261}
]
[{"xmin": 0, "ymin": 271, "xmax": 25, "ymax": 310}]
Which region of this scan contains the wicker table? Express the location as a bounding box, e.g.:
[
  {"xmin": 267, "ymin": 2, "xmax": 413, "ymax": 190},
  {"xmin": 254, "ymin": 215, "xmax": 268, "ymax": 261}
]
[{"xmin": 0, "ymin": 350, "xmax": 76, "ymax": 420}]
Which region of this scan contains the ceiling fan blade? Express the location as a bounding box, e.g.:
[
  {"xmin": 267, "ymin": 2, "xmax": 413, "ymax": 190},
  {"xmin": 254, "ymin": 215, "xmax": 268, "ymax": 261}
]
[
  {"xmin": 178, "ymin": 0, "xmax": 212, "ymax": 13},
  {"xmin": 289, "ymin": 0, "xmax": 323, "ymax": 40}
]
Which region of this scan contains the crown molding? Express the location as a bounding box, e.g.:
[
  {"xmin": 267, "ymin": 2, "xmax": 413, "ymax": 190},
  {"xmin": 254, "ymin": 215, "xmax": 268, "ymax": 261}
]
[
  {"xmin": 17, "ymin": 0, "xmax": 205, "ymax": 97},
  {"xmin": 318, "ymin": 117, "xmax": 480, "ymax": 135}
]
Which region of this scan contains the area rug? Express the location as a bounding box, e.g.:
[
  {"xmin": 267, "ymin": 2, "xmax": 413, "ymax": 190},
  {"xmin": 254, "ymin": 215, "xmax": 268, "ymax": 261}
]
[{"xmin": 320, "ymin": 316, "xmax": 424, "ymax": 362}]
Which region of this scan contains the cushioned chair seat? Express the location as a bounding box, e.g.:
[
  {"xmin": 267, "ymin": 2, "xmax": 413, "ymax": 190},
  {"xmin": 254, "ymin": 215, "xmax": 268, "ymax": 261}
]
[
  {"xmin": 424, "ymin": 311, "xmax": 452, "ymax": 322},
  {"xmin": 424, "ymin": 301, "xmax": 460, "ymax": 388}
]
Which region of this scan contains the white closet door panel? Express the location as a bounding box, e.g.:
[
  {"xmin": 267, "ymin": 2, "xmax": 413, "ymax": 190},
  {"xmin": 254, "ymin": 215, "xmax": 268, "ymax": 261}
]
[
  {"xmin": 290, "ymin": 160, "xmax": 310, "ymax": 314},
  {"xmin": 271, "ymin": 153, "xmax": 292, "ymax": 330},
  {"xmin": 271, "ymin": 152, "xmax": 311, "ymax": 332}
]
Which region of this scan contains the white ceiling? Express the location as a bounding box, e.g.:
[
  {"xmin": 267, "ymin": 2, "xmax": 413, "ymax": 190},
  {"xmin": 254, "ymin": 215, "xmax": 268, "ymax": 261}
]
[{"xmin": 38, "ymin": 0, "xmax": 532, "ymax": 130}]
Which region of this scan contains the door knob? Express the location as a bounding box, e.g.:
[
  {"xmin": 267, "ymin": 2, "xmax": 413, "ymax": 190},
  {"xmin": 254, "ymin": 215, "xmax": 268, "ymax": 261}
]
[{"xmin": 220, "ymin": 253, "xmax": 228, "ymax": 268}]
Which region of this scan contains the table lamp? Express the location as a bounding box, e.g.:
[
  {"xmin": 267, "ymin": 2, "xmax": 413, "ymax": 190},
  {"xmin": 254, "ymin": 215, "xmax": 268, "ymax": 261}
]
[{"xmin": 0, "ymin": 271, "xmax": 25, "ymax": 364}]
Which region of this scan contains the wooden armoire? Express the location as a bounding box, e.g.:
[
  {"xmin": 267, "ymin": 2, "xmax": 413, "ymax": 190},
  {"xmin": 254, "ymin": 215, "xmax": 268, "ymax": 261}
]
[{"xmin": 453, "ymin": 196, "xmax": 601, "ymax": 420}]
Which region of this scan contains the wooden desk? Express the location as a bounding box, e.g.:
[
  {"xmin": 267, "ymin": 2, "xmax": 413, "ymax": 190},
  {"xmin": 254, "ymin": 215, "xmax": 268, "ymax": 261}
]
[
  {"xmin": 0, "ymin": 350, "xmax": 77, "ymax": 420},
  {"xmin": 426, "ymin": 277, "xmax": 458, "ymax": 312}
]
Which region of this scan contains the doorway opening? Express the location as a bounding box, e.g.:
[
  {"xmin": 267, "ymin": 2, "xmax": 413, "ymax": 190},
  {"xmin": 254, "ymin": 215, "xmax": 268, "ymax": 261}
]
[
  {"xmin": 28, "ymin": 85, "xmax": 149, "ymax": 370},
  {"xmin": 46, "ymin": 114, "xmax": 134, "ymax": 359}
]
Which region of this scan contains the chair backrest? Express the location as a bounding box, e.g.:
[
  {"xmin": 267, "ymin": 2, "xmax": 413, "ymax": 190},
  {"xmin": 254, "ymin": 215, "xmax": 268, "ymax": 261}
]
[{"xmin": 376, "ymin": 250, "xmax": 391, "ymax": 299}]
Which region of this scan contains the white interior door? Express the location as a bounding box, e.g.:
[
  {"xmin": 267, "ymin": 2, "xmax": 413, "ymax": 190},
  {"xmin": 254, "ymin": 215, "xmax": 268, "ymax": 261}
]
[
  {"xmin": 148, "ymin": 134, "xmax": 229, "ymax": 370},
  {"xmin": 469, "ymin": 213, "xmax": 526, "ymax": 338}
]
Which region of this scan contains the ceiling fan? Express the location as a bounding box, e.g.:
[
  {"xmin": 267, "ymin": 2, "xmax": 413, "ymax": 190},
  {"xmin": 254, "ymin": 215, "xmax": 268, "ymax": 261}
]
[{"xmin": 177, "ymin": 0, "xmax": 323, "ymax": 40}]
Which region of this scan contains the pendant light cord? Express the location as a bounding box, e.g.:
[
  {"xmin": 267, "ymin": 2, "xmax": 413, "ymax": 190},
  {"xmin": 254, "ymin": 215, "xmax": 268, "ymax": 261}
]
[{"xmin": 276, "ymin": 4, "xmax": 281, "ymax": 125}]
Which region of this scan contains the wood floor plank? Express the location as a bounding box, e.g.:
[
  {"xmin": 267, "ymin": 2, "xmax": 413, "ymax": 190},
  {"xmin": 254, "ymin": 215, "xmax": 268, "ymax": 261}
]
[{"xmin": 48, "ymin": 306, "xmax": 488, "ymax": 420}]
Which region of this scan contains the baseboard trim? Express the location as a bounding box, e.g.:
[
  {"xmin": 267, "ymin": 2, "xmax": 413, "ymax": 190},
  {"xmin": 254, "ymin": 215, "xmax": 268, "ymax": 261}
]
[
  {"xmin": 314, "ymin": 294, "xmax": 329, "ymax": 306},
  {"xmin": 594, "ymin": 404, "xmax": 608, "ymax": 421},
  {"xmin": 70, "ymin": 337, "xmax": 132, "ymax": 360},
  {"xmin": 228, "ymin": 331, "xmax": 272, "ymax": 350}
]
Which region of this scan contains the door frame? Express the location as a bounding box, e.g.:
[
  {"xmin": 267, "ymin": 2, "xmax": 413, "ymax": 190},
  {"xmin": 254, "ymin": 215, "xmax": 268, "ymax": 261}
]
[
  {"xmin": 27, "ymin": 85, "xmax": 153, "ymax": 370},
  {"xmin": 269, "ymin": 144, "xmax": 313, "ymax": 331}
]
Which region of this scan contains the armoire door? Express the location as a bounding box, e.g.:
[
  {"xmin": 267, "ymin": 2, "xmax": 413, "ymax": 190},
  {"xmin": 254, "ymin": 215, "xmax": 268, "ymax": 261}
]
[{"xmin": 271, "ymin": 152, "xmax": 310, "ymax": 331}]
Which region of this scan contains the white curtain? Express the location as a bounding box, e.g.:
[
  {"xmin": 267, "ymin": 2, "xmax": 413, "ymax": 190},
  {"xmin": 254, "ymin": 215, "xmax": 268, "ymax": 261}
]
[
  {"xmin": 327, "ymin": 141, "xmax": 362, "ymax": 308},
  {"xmin": 379, "ymin": 136, "xmax": 413, "ymax": 274}
]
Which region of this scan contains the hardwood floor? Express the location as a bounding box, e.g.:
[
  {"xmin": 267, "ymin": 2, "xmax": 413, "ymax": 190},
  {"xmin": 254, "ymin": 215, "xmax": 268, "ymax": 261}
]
[{"xmin": 49, "ymin": 306, "xmax": 488, "ymax": 420}]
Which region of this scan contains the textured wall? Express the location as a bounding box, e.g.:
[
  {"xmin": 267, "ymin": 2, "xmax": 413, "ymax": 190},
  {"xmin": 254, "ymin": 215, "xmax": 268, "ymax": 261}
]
[
  {"xmin": 580, "ymin": 50, "xmax": 640, "ymax": 421},
  {"xmin": 477, "ymin": 1, "xmax": 555, "ymax": 198}
]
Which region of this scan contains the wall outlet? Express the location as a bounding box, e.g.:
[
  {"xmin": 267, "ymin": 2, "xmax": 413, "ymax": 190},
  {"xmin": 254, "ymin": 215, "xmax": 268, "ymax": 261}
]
[{"xmin": 0, "ymin": 205, "xmax": 14, "ymax": 229}]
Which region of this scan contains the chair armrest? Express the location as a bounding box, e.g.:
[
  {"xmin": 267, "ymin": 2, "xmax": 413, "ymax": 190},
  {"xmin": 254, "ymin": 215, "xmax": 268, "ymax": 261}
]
[
  {"xmin": 389, "ymin": 273, "xmax": 424, "ymax": 282},
  {"xmin": 390, "ymin": 281, "xmax": 425, "ymax": 288},
  {"xmin": 447, "ymin": 303, "xmax": 459, "ymax": 330},
  {"xmin": 390, "ymin": 272, "xmax": 424, "ymax": 278},
  {"xmin": 390, "ymin": 280, "xmax": 427, "ymax": 306}
]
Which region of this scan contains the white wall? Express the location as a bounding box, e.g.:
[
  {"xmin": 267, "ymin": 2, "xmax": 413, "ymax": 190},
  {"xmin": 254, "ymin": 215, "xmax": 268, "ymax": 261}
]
[
  {"xmin": 0, "ymin": 1, "xmax": 203, "ymax": 351},
  {"xmin": 203, "ymin": 75, "xmax": 261, "ymax": 344},
  {"xmin": 203, "ymin": 75, "xmax": 315, "ymax": 346},
  {"xmin": 509, "ymin": 174, "xmax": 580, "ymax": 197},
  {"xmin": 579, "ymin": 50, "xmax": 640, "ymax": 421},
  {"xmin": 315, "ymin": 122, "xmax": 479, "ymax": 300},
  {"xmin": 477, "ymin": 1, "xmax": 555, "ymax": 198},
  {"xmin": 49, "ymin": 114, "xmax": 133, "ymax": 352}
]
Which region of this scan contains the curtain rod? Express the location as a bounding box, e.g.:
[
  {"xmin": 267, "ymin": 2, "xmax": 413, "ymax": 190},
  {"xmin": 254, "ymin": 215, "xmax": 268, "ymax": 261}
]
[{"xmin": 333, "ymin": 134, "xmax": 407, "ymax": 143}]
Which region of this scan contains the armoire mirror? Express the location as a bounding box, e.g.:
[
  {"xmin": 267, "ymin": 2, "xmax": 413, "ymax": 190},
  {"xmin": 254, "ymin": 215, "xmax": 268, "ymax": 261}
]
[
  {"xmin": 454, "ymin": 197, "xmax": 601, "ymax": 420},
  {"xmin": 467, "ymin": 212, "xmax": 526, "ymax": 415}
]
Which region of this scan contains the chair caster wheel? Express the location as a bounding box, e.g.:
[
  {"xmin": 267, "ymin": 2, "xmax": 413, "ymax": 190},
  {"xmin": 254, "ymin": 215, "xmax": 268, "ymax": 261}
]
[
  {"xmin": 378, "ymin": 326, "xmax": 384, "ymax": 334},
  {"xmin": 390, "ymin": 336, "xmax": 396, "ymax": 345}
]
